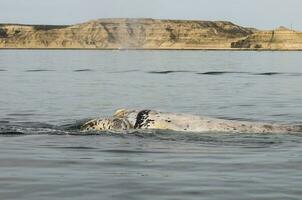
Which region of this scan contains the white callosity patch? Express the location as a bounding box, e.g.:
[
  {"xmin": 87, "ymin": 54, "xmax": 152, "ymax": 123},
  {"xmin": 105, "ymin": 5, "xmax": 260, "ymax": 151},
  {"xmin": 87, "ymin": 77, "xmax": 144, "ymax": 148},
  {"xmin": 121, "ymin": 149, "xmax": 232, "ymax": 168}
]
[{"xmin": 81, "ymin": 109, "xmax": 302, "ymax": 133}]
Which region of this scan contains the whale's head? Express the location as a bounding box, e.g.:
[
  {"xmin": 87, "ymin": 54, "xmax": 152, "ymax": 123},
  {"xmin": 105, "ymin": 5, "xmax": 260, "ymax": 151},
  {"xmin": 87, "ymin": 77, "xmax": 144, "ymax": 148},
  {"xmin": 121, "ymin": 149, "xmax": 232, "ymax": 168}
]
[{"xmin": 80, "ymin": 117, "xmax": 133, "ymax": 131}]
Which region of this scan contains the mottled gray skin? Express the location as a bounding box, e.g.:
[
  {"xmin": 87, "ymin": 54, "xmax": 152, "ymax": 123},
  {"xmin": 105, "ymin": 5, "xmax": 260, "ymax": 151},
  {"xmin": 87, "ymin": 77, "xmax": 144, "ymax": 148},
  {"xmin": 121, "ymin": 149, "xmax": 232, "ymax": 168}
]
[
  {"xmin": 80, "ymin": 109, "xmax": 302, "ymax": 134},
  {"xmin": 81, "ymin": 117, "xmax": 133, "ymax": 131}
]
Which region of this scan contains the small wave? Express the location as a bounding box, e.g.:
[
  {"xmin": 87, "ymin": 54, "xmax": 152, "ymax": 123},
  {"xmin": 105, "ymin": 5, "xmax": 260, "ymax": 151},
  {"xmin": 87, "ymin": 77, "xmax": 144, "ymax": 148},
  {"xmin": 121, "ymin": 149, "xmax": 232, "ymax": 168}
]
[
  {"xmin": 108, "ymin": 69, "xmax": 140, "ymax": 74},
  {"xmin": 25, "ymin": 69, "xmax": 55, "ymax": 72},
  {"xmin": 252, "ymin": 72, "xmax": 283, "ymax": 76},
  {"xmin": 0, "ymin": 126, "xmax": 67, "ymax": 136},
  {"xmin": 197, "ymin": 71, "xmax": 246, "ymax": 75},
  {"xmin": 270, "ymin": 114, "xmax": 290, "ymax": 117},
  {"xmin": 0, "ymin": 131, "xmax": 25, "ymax": 135},
  {"xmin": 7, "ymin": 113, "xmax": 36, "ymax": 117},
  {"xmin": 238, "ymin": 104, "xmax": 255, "ymax": 107},
  {"xmin": 147, "ymin": 70, "xmax": 194, "ymax": 74},
  {"xmin": 145, "ymin": 70, "xmax": 302, "ymax": 77},
  {"xmin": 252, "ymin": 72, "xmax": 302, "ymax": 76},
  {"xmin": 251, "ymin": 72, "xmax": 302, "ymax": 76},
  {"xmin": 99, "ymin": 149, "xmax": 167, "ymax": 154},
  {"xmin": 73, "ymin": 69, "xmax": 94, "ymax": 72},
  {"xmin": 39, "ymin": 145, "xmax": 99, "ymax": 150},
  {"xmin": 197, "ymin": 71, "xmax": 302, "ymax": 77},
  {"xmin": 0, "ymin": 69, "xmax": 7, "ymax": 71}
]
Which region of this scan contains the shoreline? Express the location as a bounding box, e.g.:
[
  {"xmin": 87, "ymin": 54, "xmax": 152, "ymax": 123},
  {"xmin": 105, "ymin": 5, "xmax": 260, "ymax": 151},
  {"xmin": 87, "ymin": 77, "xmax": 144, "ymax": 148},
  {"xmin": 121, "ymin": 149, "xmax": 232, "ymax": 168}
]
[
  {"xmin": 2, "ymin": 19, "xmax": 302, "ymax": 51},
  {"xmin": 1, "ymin": 48, "xmax": 302, "ymax": 51}
]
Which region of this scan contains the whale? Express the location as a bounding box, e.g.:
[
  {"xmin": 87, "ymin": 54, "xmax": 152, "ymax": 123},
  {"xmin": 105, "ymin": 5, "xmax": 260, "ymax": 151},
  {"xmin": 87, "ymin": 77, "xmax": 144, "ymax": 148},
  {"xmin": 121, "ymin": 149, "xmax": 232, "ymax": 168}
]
[{"xmin": 80, "ymin": 109, "xmax": 302, "ymax": 134}]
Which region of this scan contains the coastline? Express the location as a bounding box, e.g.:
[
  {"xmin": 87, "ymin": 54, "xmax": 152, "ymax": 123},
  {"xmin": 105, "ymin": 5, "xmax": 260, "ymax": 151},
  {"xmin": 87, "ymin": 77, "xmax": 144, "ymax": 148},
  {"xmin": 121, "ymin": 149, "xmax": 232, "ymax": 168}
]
[
  {"xmin": 1, "ymin": 19, "xmax": 302, "ymax": 51},
  {"xmin": 1, "ymin": 48, "xmax": 302, "ymax": 51}
]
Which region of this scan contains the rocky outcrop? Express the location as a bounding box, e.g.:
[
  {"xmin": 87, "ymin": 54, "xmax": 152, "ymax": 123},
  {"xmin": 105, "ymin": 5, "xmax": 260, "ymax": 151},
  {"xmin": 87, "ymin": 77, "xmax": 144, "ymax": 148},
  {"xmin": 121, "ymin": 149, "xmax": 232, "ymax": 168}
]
[
  {"xmin": 1, "ymin": 19, "xmax": 301, "ymax": 50},
  {"xmin": 231, "ymin": 27, "xmax": 302, "ymax": 50},
  {"xmin": 0, "ymin": 18, "xmax": 254, "ymax": 49}
]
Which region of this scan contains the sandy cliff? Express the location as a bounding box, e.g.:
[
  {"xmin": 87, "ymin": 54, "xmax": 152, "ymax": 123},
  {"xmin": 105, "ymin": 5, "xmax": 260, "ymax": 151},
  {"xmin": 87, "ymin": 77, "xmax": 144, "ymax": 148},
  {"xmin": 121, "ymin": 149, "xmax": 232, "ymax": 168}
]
[
  {"xmin": 0, "ymin": 18, "xmax": 253, "ymax": 49},
  {"xmin": 231, "ymin": 27, "xmax": 302, "ymax": 50},
  {"xmin": 0, "ymin": 19, "xmax": 301, "ymax": 50}
]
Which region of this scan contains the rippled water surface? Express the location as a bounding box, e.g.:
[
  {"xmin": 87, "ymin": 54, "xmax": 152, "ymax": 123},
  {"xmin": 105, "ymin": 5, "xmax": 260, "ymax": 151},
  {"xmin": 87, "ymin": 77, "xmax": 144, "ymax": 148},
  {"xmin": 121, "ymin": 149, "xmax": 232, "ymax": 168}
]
[{"xmin": 1, "ymin": 50, "xmax": 302, "ymax": 200}]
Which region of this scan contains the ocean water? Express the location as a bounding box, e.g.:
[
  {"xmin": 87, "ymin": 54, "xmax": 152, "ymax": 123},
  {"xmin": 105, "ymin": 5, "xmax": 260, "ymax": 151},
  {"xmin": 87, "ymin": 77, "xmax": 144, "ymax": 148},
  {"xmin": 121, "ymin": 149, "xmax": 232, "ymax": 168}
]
[{"xmin": 1, "ymin": 50, "xmax": 302, "ymax": 200}]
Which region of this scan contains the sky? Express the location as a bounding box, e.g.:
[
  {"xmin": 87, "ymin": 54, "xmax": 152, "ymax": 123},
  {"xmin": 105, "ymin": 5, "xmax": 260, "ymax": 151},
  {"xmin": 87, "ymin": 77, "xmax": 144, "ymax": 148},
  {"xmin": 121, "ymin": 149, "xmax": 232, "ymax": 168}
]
[{"xmin": 0, "ymin": 0, "xmax": 301, "ymax": 30}]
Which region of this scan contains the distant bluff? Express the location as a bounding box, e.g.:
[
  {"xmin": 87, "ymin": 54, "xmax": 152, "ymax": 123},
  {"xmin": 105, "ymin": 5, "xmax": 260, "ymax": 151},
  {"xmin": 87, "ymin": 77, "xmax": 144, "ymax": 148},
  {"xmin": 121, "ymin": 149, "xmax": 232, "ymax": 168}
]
[
  {"xmin": 0, "ymin": 18, "xmax": 254, "ymax": 49},
  {"xmin": 0, "ymin": 18, "xmax": 301, "ymax": 50},
  {"xmin": 231, "ymin": 26, "xmax": 302, "ymax": 50}
]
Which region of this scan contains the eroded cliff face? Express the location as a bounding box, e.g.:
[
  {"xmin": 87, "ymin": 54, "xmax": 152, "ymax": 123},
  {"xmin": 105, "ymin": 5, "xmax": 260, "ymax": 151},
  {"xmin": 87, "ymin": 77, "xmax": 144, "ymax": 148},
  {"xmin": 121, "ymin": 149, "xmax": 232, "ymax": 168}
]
[
  {"xmin": 1, "ymin": 19, "xmax": 301, "ymax": 50},
  {"xmin": 231, "ymin": 27, "xmax": 302, "ymax": 50},
  {"xmin": 0, "ymin": 19, "xmax": 254, "ymax": 49}
]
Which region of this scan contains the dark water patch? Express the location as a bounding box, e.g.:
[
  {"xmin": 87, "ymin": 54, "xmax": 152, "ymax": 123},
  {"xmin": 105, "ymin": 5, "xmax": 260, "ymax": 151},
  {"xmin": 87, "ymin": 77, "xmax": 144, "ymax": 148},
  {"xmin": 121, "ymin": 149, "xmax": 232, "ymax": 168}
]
[
  {"xmin": 99, "ymin": 149, "xmax": 167, "ymax": 154},
  {"xmin": 25, "ymin": 69, "xmax": 55, "ymax": 72},
  {"xmin": 197, "ymin": 71, "xmax": 247, "ymax": 75},
  {"xmin": 220, "ymin": 117, "xmax": 256, "ymax": 121},
  {"xmin": 39, "ymin": 145, "xmax": 99, "ymax": 150},
  {"xmin": 0, "ymin": 124, "xmax": 25, "ymax": 135},
  {"xmin": 238, "ymin": 104, "xmax": 255, "ymax": 107},
  {"xmin": 73, "ymin": 69, "xmax": 94, "ymax": 72},
  {"xmin": 270, "ymin": 114, "xmax": 290, "ymax": 117},
  {"xmin": 0, "ymin": 121, "xmax": 63, "ymax": 136},
  {"xmin": 0, "ymin": 131, "xmax": 24, "ymax": 135},
  {"xmin": 0, "ymin": 126, "xmax": 52, "ymax": 135},
  {"xmin": 0, "ymin": 117, "xmax": 16, "ymax": 121},
  {"xmin": 252, "ymin": 72, "xmax": 302, "ymax": 76},
  {"xmin": 252, "ymin": 72, "xmax": 283, "ymax": 76},
  {"xmin": 148, "ymin": 70, "xmax": 194, "ymax": 74},
  {"xmin": 0, "ymin": 69, "xmax": 7, "ymax": 71},
  {"xmin": 196, "ymin": 71, "xmax": 302, "ymax": 77},
  {"xmin": 108, "ymin": 69, "xmax": 140, "ymax": 73},
  {"xmin": 79, "ymin": 157, "xmax": 93, "ymax": 160},
  {"xmin": 7, "ymin": 113, "xmax": 36, "ymax": 117}
]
